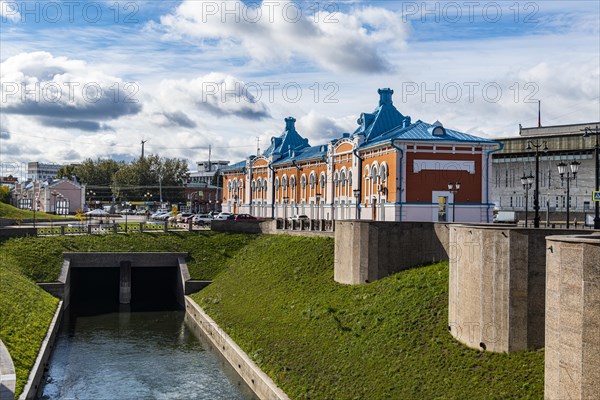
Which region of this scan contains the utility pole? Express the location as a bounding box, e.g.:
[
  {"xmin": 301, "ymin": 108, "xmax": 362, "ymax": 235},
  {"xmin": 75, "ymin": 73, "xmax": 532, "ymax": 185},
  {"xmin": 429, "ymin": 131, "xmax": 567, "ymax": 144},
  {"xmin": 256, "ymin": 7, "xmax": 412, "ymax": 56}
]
[
  {"xmin": 256, "ymin": 136, "xmax": 261, "ymax": 155},
  {"xmin": 208, "ymin": 144, "xmax": 212, "ymax": 172},
  {"xmin": 141, "ymin": 139, "xmax": 148, "ymax": 159}
]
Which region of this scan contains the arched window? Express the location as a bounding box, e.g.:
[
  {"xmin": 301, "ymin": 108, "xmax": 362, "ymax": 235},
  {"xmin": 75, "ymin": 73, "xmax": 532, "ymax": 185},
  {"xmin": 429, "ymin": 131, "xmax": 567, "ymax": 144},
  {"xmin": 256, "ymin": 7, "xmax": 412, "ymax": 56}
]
[
  {"xmin": 251, "ymin": 180, "xmax": 256, "ymax": 192},
  {"xmin": 334, "ymin": 171, "xmax": 339, "ymax": 187},
  {"xmin": 340, "ymin": 171, "xmax": 346, "ymax": 187},
  {"xmin": 309, "ymin": 172, "xmax": 316, "ymax": 189},
  {"xmin": 274, "ymin": 177, "xmax": 280, "ymax": 191},
  {"xmin": 380, "ymin": 163, "xmax": 388, "ymax": 183},
  {"xmin": 256, "ymin": 178, "xmax": 262, "ymax": 192},
  {"xmin": 263, "ymin": 180, "xmax": 268, "ymax": 191},
  {"xmin": 290, "ymin": 176, "xmax": 296, "ymax": 189},
  {"xmin": 348, "ymin": 171, "xmax": 352, "ymax": 188},
  {"xmin": 320, "ymin": 173, "xmax": 326, "ymax": 189},
  {"xmin": 282, "ymin": 175, "xmax": 288, "ymax": 188},
  {"xmin": 364, "ymin": 166, "xmax": 370, "ymax": 179},
  {"xmin": 371, "ymin": 165, "xmax": 379, "ymax": 182},
  {"xmin": 301, "ymin": 175, "xmax": 307, "ymax": 189}
]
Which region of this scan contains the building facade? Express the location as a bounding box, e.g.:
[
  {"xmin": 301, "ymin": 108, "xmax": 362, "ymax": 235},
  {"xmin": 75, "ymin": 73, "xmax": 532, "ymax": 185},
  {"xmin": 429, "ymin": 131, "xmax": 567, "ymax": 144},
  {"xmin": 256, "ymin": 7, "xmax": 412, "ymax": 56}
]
[
  {"xmin": 222, "ymin": 88, "xmax": 500, "ymax": 222},
  {"xmin": 492, "ymin": 122, "xmax": 600, "ymax": 224},
  {"xmin": 13, "ymin": 178, "xmax": 85, "ymax": 214},
  {"xmin": 26, "ymin": 162, "xmax": 62, "ymax": 181}
]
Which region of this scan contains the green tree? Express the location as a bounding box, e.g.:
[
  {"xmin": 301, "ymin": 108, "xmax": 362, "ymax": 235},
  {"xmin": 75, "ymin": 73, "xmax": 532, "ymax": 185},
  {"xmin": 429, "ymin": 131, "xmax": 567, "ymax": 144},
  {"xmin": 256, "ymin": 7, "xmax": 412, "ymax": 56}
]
[{"xmin": 0, "ymin": 186, "xmax": 10, "ymax": 204}]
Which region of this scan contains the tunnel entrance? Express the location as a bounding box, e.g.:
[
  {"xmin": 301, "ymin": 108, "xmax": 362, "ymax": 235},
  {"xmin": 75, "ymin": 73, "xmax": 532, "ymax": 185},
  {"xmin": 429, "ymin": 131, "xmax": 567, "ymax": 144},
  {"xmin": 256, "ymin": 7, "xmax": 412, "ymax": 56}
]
[{"xmin": 69, "ymin": 266, "xmax": 180, "ymax": 313}]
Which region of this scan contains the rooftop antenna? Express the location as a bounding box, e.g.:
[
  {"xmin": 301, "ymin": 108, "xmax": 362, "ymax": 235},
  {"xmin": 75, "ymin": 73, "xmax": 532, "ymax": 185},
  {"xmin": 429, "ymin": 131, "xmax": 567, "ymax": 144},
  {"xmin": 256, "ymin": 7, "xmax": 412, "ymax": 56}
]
[
  {"xmin": 538, "ymin": 100, "xmax": 541, "ymax": 128},
  {"xmin": 256, "ymin": 136, "xmax": 261, "ymax": 155}
]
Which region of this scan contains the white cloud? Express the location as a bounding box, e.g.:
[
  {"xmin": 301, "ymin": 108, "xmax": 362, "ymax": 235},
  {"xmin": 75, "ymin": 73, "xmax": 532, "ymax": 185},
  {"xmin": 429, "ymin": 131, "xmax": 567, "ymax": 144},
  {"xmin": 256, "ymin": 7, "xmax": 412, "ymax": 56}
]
[
  {"xmin": 158, "ymin": 0, "xmax": 408, "ymax": 73},
  {"xmin": 158, "ymin": 72, "xmax": 271, "ymax": 120},
  {"xmin": 296, "ymin": 110, "xmax": 356, "ymax": 143},
  {"xmin": 1, "ymin": 51, "xmax": 141, "ymax": 124}
]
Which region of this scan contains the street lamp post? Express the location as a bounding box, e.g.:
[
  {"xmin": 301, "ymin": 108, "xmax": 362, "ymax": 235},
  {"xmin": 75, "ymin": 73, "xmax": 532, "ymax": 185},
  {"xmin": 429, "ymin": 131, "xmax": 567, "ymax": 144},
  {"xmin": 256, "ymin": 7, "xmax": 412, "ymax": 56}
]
[
  {"xmin": 33, "ymin": 193, "xmax": 39, "ymax": 228},
  {"xmin": 447, "ymin": 182, "xmax": 461, "ymax": 222},
  {"xmin": 86, "ymin": 190, "xmax": 96, "ymax": 210},
  {"xmin": 352, "ymin": 189, "xmax": 360, "ymax": 220},
  {"xmin": 582, "ymin": 125, "xmax": 600, "ymax": 229},
  {"xmin": 521, "ymin": 174, "xmax": 534, "ymax": 227},
  {"xmin": 557, "ymin": 160, "xmax": 580, "ymax": 229},
  {"xmin": 526, "ymin": 140, "xmax": 548, "ymax": 228},
  {"xmin": 50, "ymin": 190, "xmax": 58, "ymax": 232}
]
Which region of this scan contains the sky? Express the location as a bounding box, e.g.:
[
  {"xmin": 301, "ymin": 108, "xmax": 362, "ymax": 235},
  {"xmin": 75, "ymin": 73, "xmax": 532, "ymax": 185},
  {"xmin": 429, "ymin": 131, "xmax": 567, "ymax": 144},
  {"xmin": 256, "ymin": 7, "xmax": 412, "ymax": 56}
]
[{"xmin": 1, "ymin": 0, "xmax": 599, "ymax": 178}]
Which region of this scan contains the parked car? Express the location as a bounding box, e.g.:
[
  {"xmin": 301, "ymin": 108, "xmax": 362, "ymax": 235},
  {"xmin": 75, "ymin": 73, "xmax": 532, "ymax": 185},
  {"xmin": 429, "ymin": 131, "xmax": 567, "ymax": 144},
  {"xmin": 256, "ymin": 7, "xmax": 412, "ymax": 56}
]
[
  {"xmin": 192, "ymin": 214, "xmax": 213, "ymax": 226},
  {"xmin": 289, "ymin": 214, "xmax": 309, "ymax": 221},
  {"xmin": 181, "ymin": 213, "xmax": 196, "ymax": 223},
  {"xmin": 235, "ymin": 214, "xmax": 257, "ymax": 220},
  {"xmin": 135, "ymin": 209, "xmax": 147, "ymax": 215},
  {"xmin": 153, "ymin": 212, "xmax": 171, "ymax": 221},
  {"xmin": 215, "ymin": 212, "xmax": 235, "ymax": 220}
]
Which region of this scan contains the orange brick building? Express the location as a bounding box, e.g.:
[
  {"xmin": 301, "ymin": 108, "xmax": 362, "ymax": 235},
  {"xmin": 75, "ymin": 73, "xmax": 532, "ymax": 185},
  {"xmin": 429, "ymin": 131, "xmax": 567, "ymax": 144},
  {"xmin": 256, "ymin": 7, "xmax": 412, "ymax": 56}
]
[{"xmin": 222, "ymin": 88, "xmax": 500, "ymax": 222}]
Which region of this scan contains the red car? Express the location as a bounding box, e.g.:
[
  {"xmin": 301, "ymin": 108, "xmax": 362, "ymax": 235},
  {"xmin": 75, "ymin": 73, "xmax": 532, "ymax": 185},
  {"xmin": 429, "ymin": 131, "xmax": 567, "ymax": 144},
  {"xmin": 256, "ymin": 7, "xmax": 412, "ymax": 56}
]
[{"xmin": 234, "ymin": 214, "xmax": 257, "ymax": 220}]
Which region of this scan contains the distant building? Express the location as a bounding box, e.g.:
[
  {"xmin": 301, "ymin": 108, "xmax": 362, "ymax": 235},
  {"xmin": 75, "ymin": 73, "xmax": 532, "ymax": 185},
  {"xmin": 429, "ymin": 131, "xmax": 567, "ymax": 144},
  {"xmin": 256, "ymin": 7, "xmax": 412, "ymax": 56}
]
[
  {"xmin": 492, "ymin": 122, "xmax": 600, "ymax": 225},
  {"xmin": 1, "ymin": 175, "xmax": 18, "ymax": 189},
  {"xmin": 27, "ymin": 162, "xmax": 62, "ymax": 181},
  {"xmin": 13, "ymin": 178, "xmax": 85, "ymax": 214},
  {"xmin": 188, "ymin": 160, "xmax": 230, "ymax": 186}
]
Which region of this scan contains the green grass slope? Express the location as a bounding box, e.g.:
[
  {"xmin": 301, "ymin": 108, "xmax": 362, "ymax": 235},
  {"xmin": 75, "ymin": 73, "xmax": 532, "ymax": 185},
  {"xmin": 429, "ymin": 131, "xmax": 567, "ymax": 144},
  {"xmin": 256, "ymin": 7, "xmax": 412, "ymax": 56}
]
[
  {"xmin": 0, "ymin": 255, "xmax": 59, "ymax": 397},
  {"xmin": 192, "ymin": 235, "xmax": 544, "ymax": 400},
  {"xmin": 0, "ymin": 202, "xmax": 69, "ymax": 220},
  {"xmin": 0, "ymin": 231, "xmax": 257, "ymax": 282}
]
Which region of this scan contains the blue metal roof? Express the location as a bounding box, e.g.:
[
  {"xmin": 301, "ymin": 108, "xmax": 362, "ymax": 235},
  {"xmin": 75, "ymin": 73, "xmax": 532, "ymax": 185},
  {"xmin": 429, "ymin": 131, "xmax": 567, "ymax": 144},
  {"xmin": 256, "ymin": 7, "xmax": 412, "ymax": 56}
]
[
  {"xmin": 272, "ymin": 144, "xmax": 327, "ymax": 165},
  {"xmin": 221, "ymin": 160, "xmax": 246, "ymax": 171},
  {"xmin": 262, "ymin": 117, "xmax": 310, "ymax": 157},
  {"xmin": 364, "ymin": 120, "xmax": 498, "ymax": 148},
  {"xmin": 352, "ymin": 88, "xmax": 411, "ymax": 142}
]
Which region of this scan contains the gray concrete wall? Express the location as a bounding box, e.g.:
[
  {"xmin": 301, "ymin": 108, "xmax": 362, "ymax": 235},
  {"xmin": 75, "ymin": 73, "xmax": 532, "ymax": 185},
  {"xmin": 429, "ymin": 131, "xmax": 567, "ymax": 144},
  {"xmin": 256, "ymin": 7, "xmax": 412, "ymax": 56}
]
[
  {"xmin": 448, "ymin": 225, "xmax": 592, "ymax": 353},
  {"xmin": 19, "ymin": 301, "xmax": 63, "ymax": 400},
  {"xmin": 211, "ymin": 220, "xmax": 263, "ymax": 233},
  {"xmin": 184, "ymin": 297, "xmax": 289, "ymax": 400},
  {"xmin": 334, "ymin": 221, "xmax": 450, "ymax": 285},
  {"xmin": 545, "ymin": 234, "xmax": 600, "ymax": 400},
  {"xmin": 0, "ymin": 339, "xmax": 16, "ymax": 400}
]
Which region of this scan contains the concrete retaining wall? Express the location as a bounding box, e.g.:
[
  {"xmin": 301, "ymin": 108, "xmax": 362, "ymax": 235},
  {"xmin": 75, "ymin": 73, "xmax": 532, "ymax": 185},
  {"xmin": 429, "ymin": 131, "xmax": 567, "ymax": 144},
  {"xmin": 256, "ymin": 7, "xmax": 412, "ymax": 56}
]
[
  {"xmin": 448, "ymin": 225, "xmax": 591, "ymax": 353},
  {"xmin": 211, "ymin": 219, "xmax": 334, "ymax": 237},
  {"xmin": 0, "ymin": 339, "xmax": 15, "ymax": 400},
  {"xmin": 19, "ymin": 301, "xmax": 63, "ymax": 400},
  {"xmin": 545, "ymin": 234, "xmax": 600, "ymax": 400},
  {"xmin": 334, "ymin": 221, "xmax": 450, "ymax": 284},
  {"xmin": 184, "ymin": 297, "xmax": 289, "ymax": 400}
]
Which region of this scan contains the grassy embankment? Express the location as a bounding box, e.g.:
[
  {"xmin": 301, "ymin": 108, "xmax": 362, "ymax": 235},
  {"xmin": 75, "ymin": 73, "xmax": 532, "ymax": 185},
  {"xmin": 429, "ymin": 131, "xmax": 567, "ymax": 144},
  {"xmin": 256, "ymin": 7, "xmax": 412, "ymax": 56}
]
[
  {"xmin": 193, "ymin": 235, "xmax": 544, "ymax": 400},
  {"xmin": 0, "ymin": 231, "xmax": 257, "ymax": 397},
  {"xmin": 0, "ymin": 254, "xmax": 59, "ymax": 396},
  {"xmin": 0, "ymin": 202, "xmax": 72, "ymax": 221},
  {"xmin": 0, "ymin": 231, "xmax": 257, "ymax": 282}
]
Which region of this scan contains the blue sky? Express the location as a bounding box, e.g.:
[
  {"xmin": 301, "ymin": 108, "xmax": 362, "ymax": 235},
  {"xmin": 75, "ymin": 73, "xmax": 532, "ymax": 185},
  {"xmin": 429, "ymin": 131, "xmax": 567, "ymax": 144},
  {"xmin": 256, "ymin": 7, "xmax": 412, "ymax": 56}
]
[{"xmin": 1, "ymin": 0, "xmax": 599, "ymax": 173}]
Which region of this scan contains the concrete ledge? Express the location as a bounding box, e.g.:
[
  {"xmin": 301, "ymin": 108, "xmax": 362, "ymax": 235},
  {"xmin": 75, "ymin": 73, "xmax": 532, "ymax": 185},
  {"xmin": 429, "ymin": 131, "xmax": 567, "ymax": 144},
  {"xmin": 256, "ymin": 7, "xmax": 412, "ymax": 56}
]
[
  {"xmin": 19, "ymin": 301, "xmax": 63, "ymax": 400},
  {"xmin": 184, "ymin": 297, "xmax": 289, "ymax": 400},
  {"xmin": 63, "ymin": 252, "xmax": 188, "ymax": 268},
  {"xmin": 0, "ymin": 339, "xmax": 16, "ymax": 400},
  {"xmin": 0, "ymin": 228, "xmax": 37, "ymax": 238}
]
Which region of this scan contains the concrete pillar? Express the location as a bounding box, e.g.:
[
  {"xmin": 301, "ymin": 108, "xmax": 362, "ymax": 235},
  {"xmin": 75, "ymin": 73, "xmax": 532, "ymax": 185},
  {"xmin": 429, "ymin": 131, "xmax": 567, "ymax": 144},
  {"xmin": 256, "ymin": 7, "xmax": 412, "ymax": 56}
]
[
  {"xmin": 113, "ymin": 223, "xmax": 118, "ymax": 234},
  {"xmin": 119, "ymin": 261, "xmax": 131, "ymax": 304},
  {"xmin": 60, "ymin": 225, "xmax": 65, "ymax": 235},
  {"xmin": 163, "ymin": 221, "xmax": 168, "ymax": 232},
  {"xmin": 545, "ymin": 234, "xmax": 600, "ymax": 400},
  {"xmin": 139, "ymin": 222, "xmax": 143, "ymax": 233}
]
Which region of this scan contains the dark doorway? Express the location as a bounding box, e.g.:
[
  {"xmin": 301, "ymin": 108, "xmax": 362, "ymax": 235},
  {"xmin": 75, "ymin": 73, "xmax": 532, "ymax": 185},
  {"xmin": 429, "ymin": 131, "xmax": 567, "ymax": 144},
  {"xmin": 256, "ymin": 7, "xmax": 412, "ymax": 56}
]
[{"xmin": 130, "ymin": 267, "xmax": 180, "ymax": 311}]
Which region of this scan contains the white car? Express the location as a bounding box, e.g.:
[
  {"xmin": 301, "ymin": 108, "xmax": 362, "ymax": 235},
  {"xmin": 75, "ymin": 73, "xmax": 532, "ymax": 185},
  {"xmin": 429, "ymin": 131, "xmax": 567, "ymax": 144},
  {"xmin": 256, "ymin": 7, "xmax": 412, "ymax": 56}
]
[
  {"xmin": 192, "ymin": 214, "xmax": 213, "ymax": 226},
  {"xmin": 215, "ymin": 212, "xmax": 234, "ymax": 220}
]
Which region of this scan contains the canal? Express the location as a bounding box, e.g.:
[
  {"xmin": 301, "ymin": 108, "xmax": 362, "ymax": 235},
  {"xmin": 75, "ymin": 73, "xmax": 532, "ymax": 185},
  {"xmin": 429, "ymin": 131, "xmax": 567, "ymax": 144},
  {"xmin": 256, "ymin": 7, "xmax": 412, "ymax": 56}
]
[{"xmin": 37, "ymin": 269, "xmax": 255, "ymax": 399}]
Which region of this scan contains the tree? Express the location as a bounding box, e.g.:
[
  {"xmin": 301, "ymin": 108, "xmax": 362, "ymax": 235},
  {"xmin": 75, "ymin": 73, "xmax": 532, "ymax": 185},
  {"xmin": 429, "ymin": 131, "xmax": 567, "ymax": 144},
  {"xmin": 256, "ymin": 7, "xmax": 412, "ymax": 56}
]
[{"xmin": 0, "ymin": 186, "xmax": 10, "ymax": 204}]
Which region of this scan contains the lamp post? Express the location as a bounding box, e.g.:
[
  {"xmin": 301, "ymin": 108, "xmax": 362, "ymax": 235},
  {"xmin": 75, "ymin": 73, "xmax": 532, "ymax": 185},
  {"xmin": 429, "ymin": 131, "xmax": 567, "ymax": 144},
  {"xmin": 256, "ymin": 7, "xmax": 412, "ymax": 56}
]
[
  {"xmin": 557, "ymin": 160, "xmax": 580, "ymax": 229},
  {"xmin": 86, "ymin": 190, "xmax": 96, "ymax": 210},
  {"xmin": 50, "ymin": 190, "xmax": 58, "ymax": 232},
  {"xmin": 33, "ymin": 193, "xmax": 39, "ymax": 228},
  {"xmin": 582, "ymin": 125, "xmax": 600, "ymax": 229},
  {"xmin": 447, "ymin": 182, "xmax": 461, "ymax": 222},
  {"xmin": 352, "ymin": 189, "xmax": 360, "ymax": 220},
  {"xmin": 521, "ymin": 174, "xmax": 534, "ymax": 227},
  {"xmin": 526, "ymin": 140, "xmax": 548, "ymax": 228}
]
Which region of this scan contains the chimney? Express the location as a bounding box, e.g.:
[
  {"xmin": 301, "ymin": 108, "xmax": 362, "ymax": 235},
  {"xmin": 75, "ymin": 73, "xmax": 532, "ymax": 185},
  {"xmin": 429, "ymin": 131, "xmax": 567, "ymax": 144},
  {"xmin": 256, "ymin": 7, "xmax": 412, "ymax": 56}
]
[{"xmin": 378, "ymin": 88, "xmax": 394, "ymax": 106}]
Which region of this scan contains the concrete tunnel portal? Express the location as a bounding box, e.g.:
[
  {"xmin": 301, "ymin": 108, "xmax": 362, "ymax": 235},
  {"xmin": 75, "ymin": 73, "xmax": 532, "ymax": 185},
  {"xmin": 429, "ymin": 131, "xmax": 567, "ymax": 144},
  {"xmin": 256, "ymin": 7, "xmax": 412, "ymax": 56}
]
[{"xmin": 39, "ymin": 253, "xmax": 211, "ymax": 312}]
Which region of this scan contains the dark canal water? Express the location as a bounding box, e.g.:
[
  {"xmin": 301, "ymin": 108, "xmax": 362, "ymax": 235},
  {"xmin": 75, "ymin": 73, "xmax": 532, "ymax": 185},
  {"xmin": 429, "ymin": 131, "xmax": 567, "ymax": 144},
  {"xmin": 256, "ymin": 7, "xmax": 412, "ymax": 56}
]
[{"xmin": 38, "ymin": 268, "xmax": 255, "ymax": 399}]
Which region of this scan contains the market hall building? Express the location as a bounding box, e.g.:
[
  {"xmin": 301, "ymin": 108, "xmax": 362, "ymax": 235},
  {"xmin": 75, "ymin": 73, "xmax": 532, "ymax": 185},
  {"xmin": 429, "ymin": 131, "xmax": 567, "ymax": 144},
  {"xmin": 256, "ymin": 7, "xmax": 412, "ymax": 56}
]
[{"xmin": 221, "ymin": 88, "xmax": 500, "ymax": 222}]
